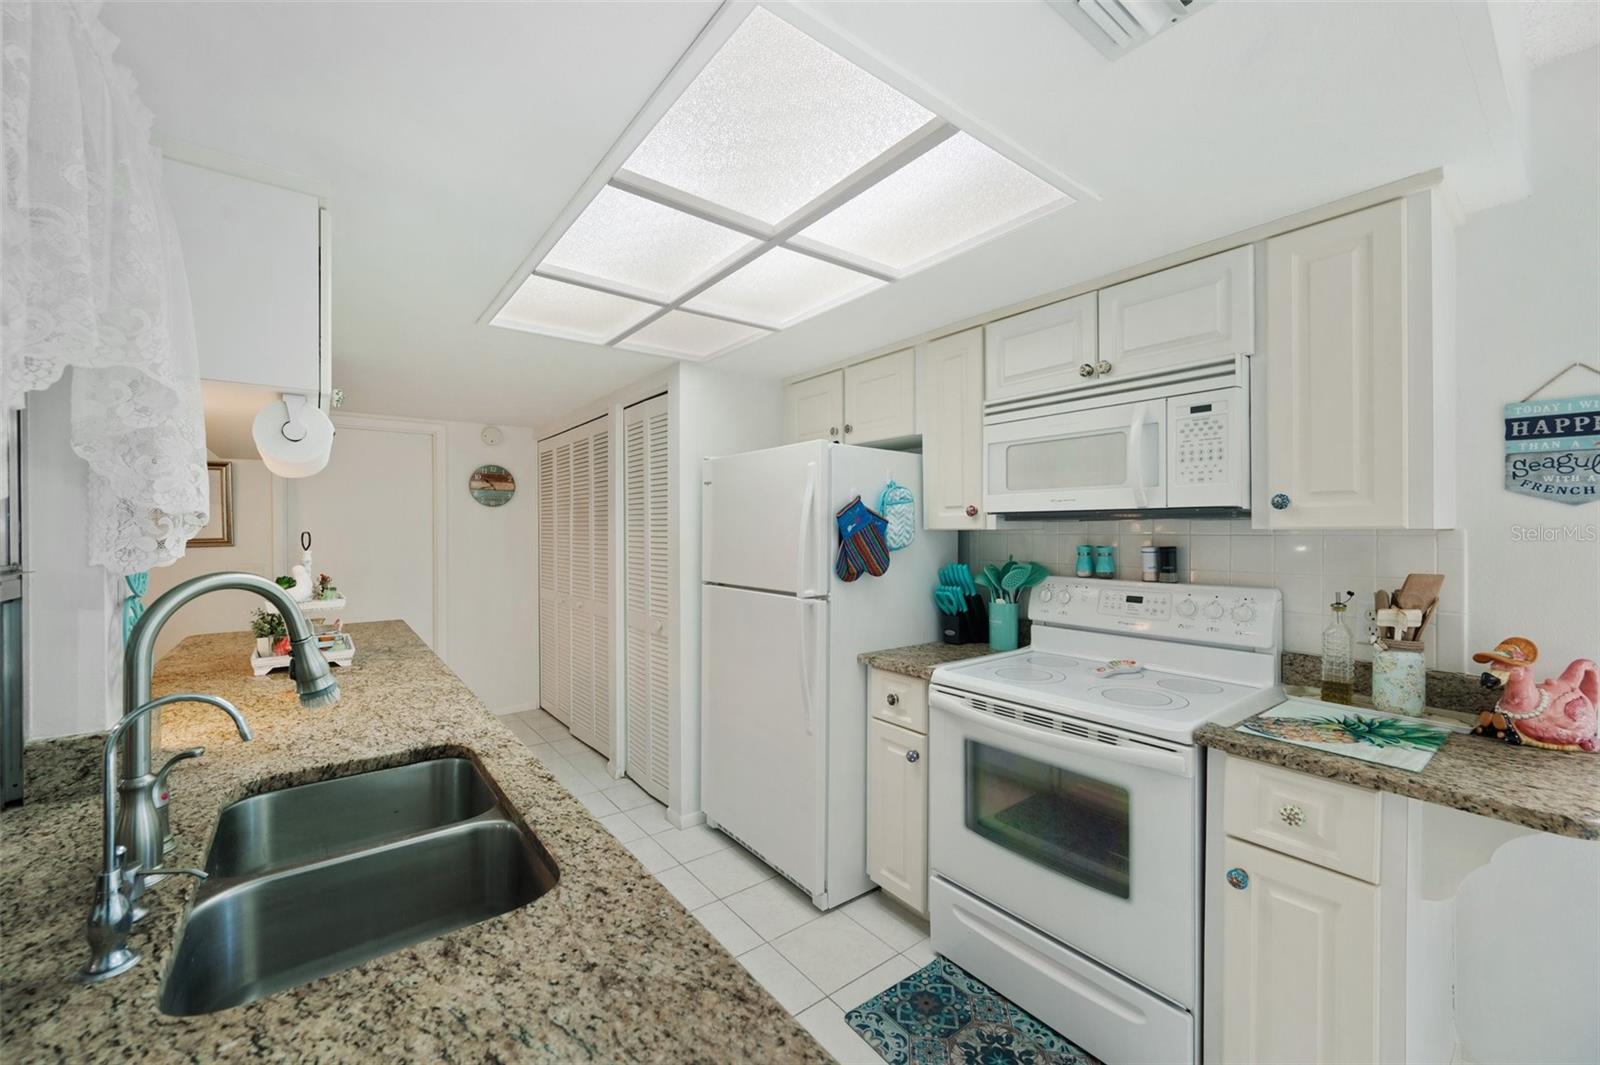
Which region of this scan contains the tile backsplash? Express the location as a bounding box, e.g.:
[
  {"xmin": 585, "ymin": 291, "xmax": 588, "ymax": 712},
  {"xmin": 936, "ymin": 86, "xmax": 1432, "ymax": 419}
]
[{"xmin": 960, "ymin": 520, "xmax": 1469, "ymax": 672}]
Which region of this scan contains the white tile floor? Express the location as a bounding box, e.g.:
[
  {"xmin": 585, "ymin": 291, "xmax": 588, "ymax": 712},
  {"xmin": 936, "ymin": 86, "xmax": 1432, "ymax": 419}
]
[{"xmin": 505, "ymin": 708, "xmax": 930, "ymax": 1064}]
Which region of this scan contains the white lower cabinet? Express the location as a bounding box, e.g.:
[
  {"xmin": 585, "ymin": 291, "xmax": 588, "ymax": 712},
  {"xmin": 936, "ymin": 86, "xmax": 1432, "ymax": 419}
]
[
  {"xmin": 1219, "ymin": 836, "xmax": 1380, "ymax": 1065},
  {"xmin": 866, "ymin": 668, "xmax": 929, "ymax": 915}
]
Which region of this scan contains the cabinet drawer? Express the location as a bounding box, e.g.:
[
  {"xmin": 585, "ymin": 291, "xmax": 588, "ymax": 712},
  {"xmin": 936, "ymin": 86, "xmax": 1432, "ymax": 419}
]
[
  {"xmin": 867, "ymin": 667, "xmax": 929, "ymax": 733},
  {"xmin": 1223, "ymin": 756, "xmax": 1381, "ymax": 883}
]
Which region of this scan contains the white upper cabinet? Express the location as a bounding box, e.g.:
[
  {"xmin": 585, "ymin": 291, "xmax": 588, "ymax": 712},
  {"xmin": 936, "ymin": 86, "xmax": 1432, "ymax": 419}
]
[
  {"xmin": 1259, "ymin": 195, "xmax": 1454, "ymax": 529},
  {"xmin": 784, "ymin": 371, "xmax": 845, "ymax": 443},
  {"xmin": 1098, "ymin": 247, "xmax": 1254, "ymax": 379},
  {"xmin": 917, "ymin": 328, "xmax": 986, "ymax": 529},
  {"xmin": 983, "ymin": 292, "xmax": 1097, "ymax": 405},
  {"xmin": 164, "ymin": 158, "xmax": 327, "ymax": 401},
  {"xmin": 844, "ymin": 349, "xmax": 916, "ymax": 445},
  {"xmin": 784, "ymin": 350, "xmax": 916, "ymax": 446}
]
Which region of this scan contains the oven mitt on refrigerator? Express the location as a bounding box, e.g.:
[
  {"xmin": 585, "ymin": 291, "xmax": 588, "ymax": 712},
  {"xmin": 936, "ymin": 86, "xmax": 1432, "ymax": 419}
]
[
  {"xmin": 879, "ymin": 480, "xmax": 915, "ymax": 552},
  {"xmin": 834, "ymin": 495, "xmax": 890, "ymax": 582}
]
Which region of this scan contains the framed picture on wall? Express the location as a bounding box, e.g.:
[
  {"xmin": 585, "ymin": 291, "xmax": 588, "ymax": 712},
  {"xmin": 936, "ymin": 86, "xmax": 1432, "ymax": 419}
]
[{"xmin": 191, "ymin": 461, "xmax": 234, "ymax": 547}]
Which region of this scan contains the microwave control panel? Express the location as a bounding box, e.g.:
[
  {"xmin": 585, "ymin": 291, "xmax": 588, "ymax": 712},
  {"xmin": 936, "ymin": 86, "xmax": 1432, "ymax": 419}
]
[
  {"xmin": 1028, "ymin": 577, "xmax": 1280, "ymax": 650},
  {"xmin": 1172, "ymin": 395, "xmax": 1233, "ymax": 487}
]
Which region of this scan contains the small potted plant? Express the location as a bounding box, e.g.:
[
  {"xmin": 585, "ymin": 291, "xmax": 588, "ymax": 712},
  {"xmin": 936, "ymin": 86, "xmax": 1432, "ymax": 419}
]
[{"xmin": 251, "ymin": 607, "xmax": 287, "ymax": 657}]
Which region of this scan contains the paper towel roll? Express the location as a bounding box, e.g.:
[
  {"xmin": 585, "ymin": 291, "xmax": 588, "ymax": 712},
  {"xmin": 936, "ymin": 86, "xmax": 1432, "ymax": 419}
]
[{"xmin": 252, "ymin": 395, "xmax": 334, "ymax": 478}]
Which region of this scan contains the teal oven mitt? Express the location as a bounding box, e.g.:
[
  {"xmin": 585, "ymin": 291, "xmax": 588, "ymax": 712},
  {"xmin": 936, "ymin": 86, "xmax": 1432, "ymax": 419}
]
[{"xmin": 834, "ymin": 495, "xmax": 891, "ymax": 582}]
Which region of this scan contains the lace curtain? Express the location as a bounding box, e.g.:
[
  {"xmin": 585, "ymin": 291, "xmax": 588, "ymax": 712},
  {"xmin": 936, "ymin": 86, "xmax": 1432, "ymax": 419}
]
[{"xmin": 1, "ymin": 0, "xmax": 207, "ymax": 574}]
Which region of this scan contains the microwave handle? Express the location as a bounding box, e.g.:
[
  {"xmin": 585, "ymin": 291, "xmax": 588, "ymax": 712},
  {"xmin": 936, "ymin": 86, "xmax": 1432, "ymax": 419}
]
[
  {"xmin": 931, "ymin": 690, "xmax": 1196, "ymax": 777},
  {"xmin": 1127, "ymin": 404, "xmax": 1148, "ymax": 509}
]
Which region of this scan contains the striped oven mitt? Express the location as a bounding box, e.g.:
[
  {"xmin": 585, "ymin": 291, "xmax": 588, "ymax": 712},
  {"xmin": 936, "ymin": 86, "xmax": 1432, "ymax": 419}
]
[{"xmin": 834, "ymin": 495, "xmax": 891, "ymax": 582}]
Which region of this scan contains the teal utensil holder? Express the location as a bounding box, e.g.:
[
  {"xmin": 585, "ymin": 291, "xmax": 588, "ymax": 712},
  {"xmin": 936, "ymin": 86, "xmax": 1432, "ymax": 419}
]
[{"xmin": 989, "ymin": 601, "xmax": 1019, "ymax": 651}]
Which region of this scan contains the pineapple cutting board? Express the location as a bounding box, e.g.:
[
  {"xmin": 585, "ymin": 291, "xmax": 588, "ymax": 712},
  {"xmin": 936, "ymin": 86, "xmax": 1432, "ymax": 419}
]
[{"xmin": 1238, "ymin": 698, "xmax": 1453, "ymax": 771}]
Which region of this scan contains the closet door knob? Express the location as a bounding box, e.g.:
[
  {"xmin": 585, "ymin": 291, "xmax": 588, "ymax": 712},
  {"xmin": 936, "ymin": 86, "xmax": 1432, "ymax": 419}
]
[{"xmin": 965, "ymin": 505, "xmax": 978, "ymax": 518}]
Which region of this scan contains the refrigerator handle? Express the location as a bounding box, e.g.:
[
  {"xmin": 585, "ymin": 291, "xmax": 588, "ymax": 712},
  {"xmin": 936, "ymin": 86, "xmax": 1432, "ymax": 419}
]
[
  {"xmin": 797, "ymin": 461, "xmax": 818, "ymax": 597},
  {"xmin": 798, "ymin": 599, "xmax": 820, "ymax": 736}
]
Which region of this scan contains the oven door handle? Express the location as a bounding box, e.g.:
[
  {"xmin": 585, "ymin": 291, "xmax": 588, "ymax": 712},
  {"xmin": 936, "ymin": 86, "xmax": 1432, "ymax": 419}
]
[{"xmin": 931, "ymin": 691, "xmax": 1196, "ymax": 778}]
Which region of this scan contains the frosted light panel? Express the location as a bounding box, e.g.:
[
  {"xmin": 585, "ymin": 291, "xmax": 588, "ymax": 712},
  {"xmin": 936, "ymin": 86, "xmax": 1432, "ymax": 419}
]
[
  {"xmin": 685, "ymin": 247, "xmax": 882, "ymax": 328},
  {"xmin": 797, "ymin": 133, "xmax": 1072, "ymax": 272},
  {"xmin": 619, "ymin": 311, "xmax": 769, "ymax": 359},
  {"xmin": 622, "ymin": 8, "xmax": 933, "ymax": 225},
  {"xmin": 541, "ymin": 187, "xmax": 756, "ymax": 302},
  {"xmin": 492, "ymin": 275, "xmax": 657, "ymax": 343}
]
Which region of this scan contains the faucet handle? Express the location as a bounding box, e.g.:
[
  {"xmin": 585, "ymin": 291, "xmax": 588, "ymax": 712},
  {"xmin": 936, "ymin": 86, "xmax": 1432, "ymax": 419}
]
[
  {"xmin": 152, "ymin": 747, "xmax": 205, "ymax": 806},
  {"xmin": 133, "ymin": 866, "xmax": 208, "ymax": 883}
]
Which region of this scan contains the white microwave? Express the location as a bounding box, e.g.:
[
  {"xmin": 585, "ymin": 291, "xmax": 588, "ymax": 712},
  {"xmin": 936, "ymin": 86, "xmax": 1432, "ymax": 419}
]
[{"xmin": 983, "ymin": 383, "xmax": 1249, "ymax": 516}]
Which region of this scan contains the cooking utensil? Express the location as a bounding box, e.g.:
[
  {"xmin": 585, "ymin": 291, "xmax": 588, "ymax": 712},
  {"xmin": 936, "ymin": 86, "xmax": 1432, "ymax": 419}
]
[{"xmin": 1000, "ymin": 567, "xmax": 1030, "ymax": 602}]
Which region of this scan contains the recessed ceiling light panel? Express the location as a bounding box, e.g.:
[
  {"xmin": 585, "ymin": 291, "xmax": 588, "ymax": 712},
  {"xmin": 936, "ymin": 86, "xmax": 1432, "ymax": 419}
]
[
  {"xmin": 622, "ymin": 7, "xmax": 934, "ymax": 226},
  {"xmin": 486, "ymin": 5, "xmax": 1086, "ymax": 360},
  {"xmin": 540, "ymin": 186, "xmax": 757, "ymax": 302},
  {"xmin": 492, "ymin": 274, "xmax": 658, "ymax": 344},
  {"xmin": 684, "ymin": 247, "xmax": 883, "ymax": 329},
  {"xmin": 795, "ymin": 133, "xmax": 1072, "ymax": 273},
  {"xmin": 617, "ymin": 310, "xmax": 770, "ymax": 360}
]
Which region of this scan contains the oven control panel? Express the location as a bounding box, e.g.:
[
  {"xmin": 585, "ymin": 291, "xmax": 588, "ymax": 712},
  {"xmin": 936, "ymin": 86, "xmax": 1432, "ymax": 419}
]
[{"xmin": 1027, "ymin": 576, "xmax": 1280, "ymax": 650}]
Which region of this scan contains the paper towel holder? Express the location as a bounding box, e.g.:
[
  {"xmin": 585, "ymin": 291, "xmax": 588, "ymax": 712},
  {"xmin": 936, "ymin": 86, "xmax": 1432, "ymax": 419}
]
[{"xmin": 252, "ymin": 393, "xmax": 335, "ymax": 478}]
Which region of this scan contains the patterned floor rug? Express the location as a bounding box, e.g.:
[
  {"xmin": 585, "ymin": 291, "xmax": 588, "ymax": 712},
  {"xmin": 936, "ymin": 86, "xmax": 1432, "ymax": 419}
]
[{"xmin": 843, "ymin": 956, "xmax": 1103, "ymax": 1065}]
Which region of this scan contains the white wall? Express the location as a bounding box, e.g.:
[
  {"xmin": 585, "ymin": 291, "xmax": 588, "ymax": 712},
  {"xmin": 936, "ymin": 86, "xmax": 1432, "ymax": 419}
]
[
  {"xmin": 442, "ymin": 420, "xmax": 538, "ymax": 714},
  {"xmin": 145, "ymin": 455, "xmax": 275, "ymax": 659},
  {"xmin": 669, "ymin": 363, "xmax": 784, "ymax": 821},
  {"xmin": 1454, "ymin": 47, "xmax": 1600, "ymax": 672},
  {"xmin": 21, "ymin": 378, "xmax": 123, "ymax": 740}
]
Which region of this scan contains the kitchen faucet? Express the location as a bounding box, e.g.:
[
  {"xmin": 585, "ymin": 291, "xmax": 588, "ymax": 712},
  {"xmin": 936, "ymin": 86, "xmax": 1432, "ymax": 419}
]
[
  {"xmin": 79, "ymin": 692, "xmax": 252, "ymax": 982},
  {"xmin": 118, "ymin": 572, "xmax": 340, "ymax": 898}
]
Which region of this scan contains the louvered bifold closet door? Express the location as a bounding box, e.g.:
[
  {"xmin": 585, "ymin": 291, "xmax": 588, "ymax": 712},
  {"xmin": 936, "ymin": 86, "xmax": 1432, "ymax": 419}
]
[
  {"xmin": 538, "ymin": 443, "xmax": 559, "ymax": 720},
  {"xmin": 586, "ymin": 426, "xmax": 612, "ymax": 757},
  {"xmin": 549, "ymin": 439, "xmax": 574, "ymax": 724},
  {"xmin": 623, "ymin": 396, "xmax": 672, "ymax": 803},
  {"xmin": 567, "ymin": 435, "xmax": 596, "ymax": 745}
]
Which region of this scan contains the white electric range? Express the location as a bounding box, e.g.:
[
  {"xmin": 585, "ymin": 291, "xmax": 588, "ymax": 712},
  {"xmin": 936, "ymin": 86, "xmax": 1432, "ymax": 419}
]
[{"xmin": 928, "ymin": 577, "xmax": 1284, "ymax": 1065}]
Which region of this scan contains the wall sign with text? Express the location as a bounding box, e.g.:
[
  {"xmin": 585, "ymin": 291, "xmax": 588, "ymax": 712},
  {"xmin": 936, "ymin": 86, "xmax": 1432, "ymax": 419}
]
[{"xmin": 1503, "ymin": 393, "xmax": 1599, "ymax": 505}]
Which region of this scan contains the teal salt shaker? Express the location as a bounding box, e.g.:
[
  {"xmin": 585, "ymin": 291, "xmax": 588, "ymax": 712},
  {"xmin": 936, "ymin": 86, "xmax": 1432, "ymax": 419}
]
[
  {"xmin": 1075, "ymin": 544, "xmax": 1094, "ymax": 578},
  {"xmin": 1093, "ymin": 545, "xmax": 1116, "ymax": 578}
]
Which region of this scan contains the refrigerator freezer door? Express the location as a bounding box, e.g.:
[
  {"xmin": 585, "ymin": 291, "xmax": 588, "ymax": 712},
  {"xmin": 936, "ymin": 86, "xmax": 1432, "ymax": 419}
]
[
  {"xmin": 701, "ymin": 584, "xmax": 827, "ymax": 894},
  {"xmin": 703, "ymin": 441, "xmax": 831, "ymax": 597}
]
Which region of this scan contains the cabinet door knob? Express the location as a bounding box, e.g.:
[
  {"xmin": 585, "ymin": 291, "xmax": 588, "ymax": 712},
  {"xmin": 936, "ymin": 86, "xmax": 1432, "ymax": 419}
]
[
  {"xmin": 843, "ymin": 424, "xmax": 853, "ymax": 434},
  {"xmin": 886, "ymin": 693, "xmax": 899, "ymax": 706},
  {"xmin": 905, "ymin": 749, "xmax": 920, "ymax": 763},
  {"xmin": 1096, "ymin": 360, "xmax": 1113, "ymax": 376},
  {"xmin": 1078, "ymin": 363, "xmax": 1096, "ymax": 378},
  {"xmin": 965, "ymin": 504, "xmax": 978, "ymax": 518},
  {"xmin": 829, "ymin": 426, "xmax": 839, "ymax": 437},
  {"xmin": 1226, "ymin": 867, "xmax": 1249, "ymax": 890},
  {"xmin": 1278, "ymin": 804, "xmax": 1305, "ymax": 827},
  {"xmin": 1270, "ymin": 492, "xmax": 1291, "ymax": 510}
]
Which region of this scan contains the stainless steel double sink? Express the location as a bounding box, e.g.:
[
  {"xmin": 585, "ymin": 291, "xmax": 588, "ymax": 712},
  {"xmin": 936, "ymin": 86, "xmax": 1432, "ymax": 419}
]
[{"xmin": 159, "ymin": 757, "xmax": 558, "ymax": 1016}]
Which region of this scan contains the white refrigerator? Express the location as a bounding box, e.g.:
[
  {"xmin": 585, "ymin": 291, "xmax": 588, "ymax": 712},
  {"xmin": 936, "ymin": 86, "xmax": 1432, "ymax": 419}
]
[{"xmin": 701, "ymin": 441, "xmax": 955, "ymax": 909}]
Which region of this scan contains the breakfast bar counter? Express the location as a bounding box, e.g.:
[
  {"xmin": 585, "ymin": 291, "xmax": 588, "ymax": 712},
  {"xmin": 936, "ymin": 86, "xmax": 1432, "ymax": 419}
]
[{"xmin": 0, "ymin": 622, "xmax": 827, "ymax": 1063}]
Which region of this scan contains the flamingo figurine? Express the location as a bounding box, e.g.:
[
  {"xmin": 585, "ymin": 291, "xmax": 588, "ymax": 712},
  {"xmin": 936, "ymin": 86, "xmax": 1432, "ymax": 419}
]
[{"xmin": 1495, "ymin": 659, "xmax": 1599, "ymax": 752}]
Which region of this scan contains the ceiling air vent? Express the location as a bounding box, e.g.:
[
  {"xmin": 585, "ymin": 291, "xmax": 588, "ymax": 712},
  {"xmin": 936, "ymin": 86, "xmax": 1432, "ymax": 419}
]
[{"xmin": 1048, "ymin": 0, "xmax": 1213, "ymax": 58}]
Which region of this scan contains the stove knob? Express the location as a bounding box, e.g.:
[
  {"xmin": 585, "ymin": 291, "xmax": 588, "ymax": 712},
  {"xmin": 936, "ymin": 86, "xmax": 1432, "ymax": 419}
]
[
  {"xmin": 1038, "ymin": 588, "xmax": 1053, "ymax": 603},
  {"xmin": 1202, "ymin": 601, "xmax": 1225, "ymax": 620},
  {"xmin": 1176, "ymin": 598, "xmax": 1198, "ymax": 618},
  {"xmin": 1231, "ymin": 603, "xmax": 1256, "ymax": 623}
]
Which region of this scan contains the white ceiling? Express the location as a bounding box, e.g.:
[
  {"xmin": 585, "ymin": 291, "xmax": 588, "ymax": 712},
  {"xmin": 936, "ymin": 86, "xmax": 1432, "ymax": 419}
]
[{"xmin": 100, "ymin": 1, "xmax": 1546, "ymax": 429}]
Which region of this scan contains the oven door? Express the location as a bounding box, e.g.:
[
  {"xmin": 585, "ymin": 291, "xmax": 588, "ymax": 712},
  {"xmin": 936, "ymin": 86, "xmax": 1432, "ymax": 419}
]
[
  {"xmin": 983, "ymin": 398, "xmax": 1166, "ymax": 514},
  {"xmin": 929, "ymin": 687, "xmax": 1201, "ymax": 1008}
]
